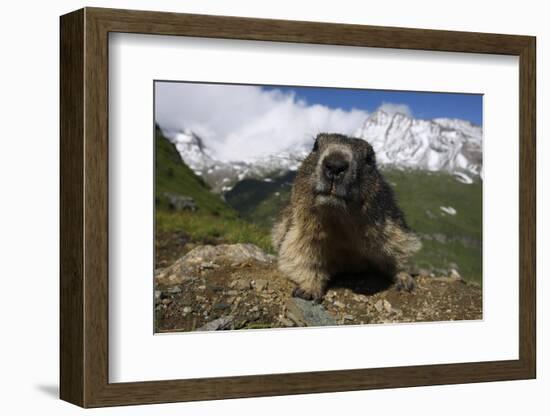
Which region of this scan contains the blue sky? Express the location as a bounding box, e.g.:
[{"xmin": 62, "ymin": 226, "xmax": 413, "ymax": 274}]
[
  {"xmin": 156, "ymin": 81, "xmax": 483, "ymax": 161},
  {"xmin": 263, "ymin": 85, "xmax": 483, "ymax": 125}
]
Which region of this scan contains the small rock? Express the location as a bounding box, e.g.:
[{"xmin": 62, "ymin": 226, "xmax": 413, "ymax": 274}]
[
  {"xmin": 161, "ymin": 298, "xmax": 172, "ymax": 306},
  {"xmin": 213, "ymin": 302, "xmax": 230, "ymax": 311},
  {"xmin": 391, "ymin": 307, "xmax": 403, "ymax": 316},
  {"xmin": 254, "ymin": 279, "xmax": 268, "ymax": 291},
  {"xmin": 163, "ymin": 192, "xmax": 197, "ymax": 211},
  {"xmin": 418, "ymin": 268, "xmax": 430, "ymax": 277},
  {"xmin": 343, "ymin": 314, "xmax": 355, "ymax": 321},
  {"xmin": 196, "ymin": 316, "xmax": 234, "ymax": 331},
  {"xmin": 200, "ymin": 261, "xmax": 219, "ymax": 270},
  {"xmin": 449, "ymin": 269, "xmax": 462, "ymax": 279},
  {"xmin": 182, "ymin": 306, "xmax": 193, "ymax": 314},
  {"xmin": 353, "ymin": 294, "xmax": 368, "ymax": 303},
  {"xmin": 154, "ymin": 290, "xmax": 162, "ymax": 302},
  {"xmin": 374, "ymin": 300, "xmax": 384, "ymax": 313},
  {"xmin": 249, "ymin": 306, "xmax": 259, "ymax": 313},
  {"xmin": 325, "ymin": 291, "xmax": 336, "ymax": 300},
  {"xmin": 408, "ymin": 265, "xmax": 421, "ymax": 277},
  {"xmin": 448, "ymin": 262, "xmax": 459, "ymax": 271},
  {"xmin": 333, "ymin": 301, "xmax": 345, "ymax": 308},
  {"xmin": 383, "ymin": 299, "xmax": 393, "ymax": 314},
  {"xmin": 278, "ymin": 316, "xmax": 295, "ymax": 327},
  {"xmin": 231, "ymin": 279, "xmax": 251, "ymax": 290},
  {"xmin": 286, "ymin": 298, "xmax": 337, "ymax": 327},
  {"xmin": 167, "ymin": 286, "xmax": 182, "ymax": 294}
]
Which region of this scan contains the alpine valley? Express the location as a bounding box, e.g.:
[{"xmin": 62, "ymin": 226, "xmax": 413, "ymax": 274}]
[
  {"xmin": 156, "ymin": 110, "xmax": 483, "ymax": 283},
  {"xmin": 162, "ymin": 110, "xmax": 482, "ymax": 192}
]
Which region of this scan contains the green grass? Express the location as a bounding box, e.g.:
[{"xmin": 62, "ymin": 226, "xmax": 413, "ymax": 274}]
[
  {"xmin": 156, "ymin": 210, "xmax": 272, "ymax": 252},
  {"xmin": 155, "ymin": 126, "xmax": 236, "ymax": 219},
  {"xmin": 383, "ymin": 169, "xmax": 482, "ymax": 283},
  {"xmin": 155, "ymin": 127, "xmax": 272, "ymax": 252},
  {"xmin": 383, "ymin": 169, "xmax": 482, "ymax": 242}
]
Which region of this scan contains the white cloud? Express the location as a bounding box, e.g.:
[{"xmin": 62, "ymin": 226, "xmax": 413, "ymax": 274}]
[
  {"xmin": 377, "ymin": 102, "xmax": 413, "ymax": 117},
  {"xmin": 155, "ymin": 82, "xmax": 369, "ymax": 162}
]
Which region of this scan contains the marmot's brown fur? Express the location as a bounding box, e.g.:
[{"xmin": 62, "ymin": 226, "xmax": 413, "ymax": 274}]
[{"xmin": 272, "ymin": 133, "xmax": 421, "ymax": 301}]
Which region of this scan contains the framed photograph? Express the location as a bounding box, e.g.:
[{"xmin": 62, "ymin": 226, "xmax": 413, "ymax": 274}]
[{"xmin": 60, "ymin": 7, "xmax": 536, "ymax": 408}]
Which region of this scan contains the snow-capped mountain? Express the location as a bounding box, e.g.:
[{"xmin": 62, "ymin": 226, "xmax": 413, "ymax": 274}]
[
  {"xmin": 162, "ymin": 110, "xmax": 482, "ymax": 193},
  {"xmin": 164, "ymin": 129, "xmax": 308, "ymax": 192},
  {"xmin": 168, "ymin": 129, "xmax": 216, "ymax": 176},
  {"xmin": 355, "ymin": 111, "xmax": 482, "ymax": 177}
]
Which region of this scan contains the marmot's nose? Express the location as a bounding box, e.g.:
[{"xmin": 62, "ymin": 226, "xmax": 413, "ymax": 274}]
[{"xmin": 323, "ymin": 154, "xmax": 349, "ymax": 178}]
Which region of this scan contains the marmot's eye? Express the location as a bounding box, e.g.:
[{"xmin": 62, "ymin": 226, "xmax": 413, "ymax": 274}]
[{"xmin": 312, "ymin": 139, "xmax": 319, "ymax": 152}]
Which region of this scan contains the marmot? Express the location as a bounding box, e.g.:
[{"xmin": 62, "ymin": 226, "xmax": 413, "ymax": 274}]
[{"xmin": 272, "ymin": 133, "xmax": 421, "ymax": 301}]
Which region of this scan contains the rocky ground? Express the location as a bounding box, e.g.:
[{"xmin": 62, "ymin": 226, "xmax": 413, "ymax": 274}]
[{"xmin": 154, "ymin": 243, "xmax": 482, "ymax": 332}]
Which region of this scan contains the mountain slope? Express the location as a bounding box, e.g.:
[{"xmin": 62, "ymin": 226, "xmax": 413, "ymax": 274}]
[
  {"xmin": 155, "ymin": 126, "xmax": 235, "ymax": 217},
  {"xmin": 155, "ymin": 127, "xmax": 272, "ymax": 265},
  {"xmin": 355, "ymin": 111, "xmax": 482, "ymax": 176},
  {"xmin": 162, "ymin": 110, "xmax": 482, "ymax": 193}
]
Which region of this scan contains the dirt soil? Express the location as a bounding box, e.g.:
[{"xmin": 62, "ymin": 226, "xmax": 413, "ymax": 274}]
[{"xmin": 154, "ymin": 243, "xmax": 482, "ymax": 333}]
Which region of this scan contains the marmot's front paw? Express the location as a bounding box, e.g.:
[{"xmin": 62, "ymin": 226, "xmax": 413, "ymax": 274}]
[
  {"xmin": 292, "ymin": 286, "xmax": 323, "ymax": 303},
  {"xmin": 394, "ymin": 271, "xmax": 415, "ymax": 292}
]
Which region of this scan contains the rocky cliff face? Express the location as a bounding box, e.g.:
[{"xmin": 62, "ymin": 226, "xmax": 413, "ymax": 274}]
[{"xmin": 355, "ymin": 111, "xmax": 482, "ymax": 177}]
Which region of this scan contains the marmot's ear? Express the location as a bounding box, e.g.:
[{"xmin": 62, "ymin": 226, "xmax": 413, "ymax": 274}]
[{"xmin": 312, "ymin": 137, "xmax": 319, "ymax": 152}]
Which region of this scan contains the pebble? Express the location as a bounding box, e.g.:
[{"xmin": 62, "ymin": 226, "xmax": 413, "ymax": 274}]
[
  {"xmin": 449, "ymin": 269, "xmax": 462, "ymax": 279},
  {"xmin": 196, "ymin": 316, "xmax": 234, "ymax": 331},
  {"xmin": 325, "ymin": 291, "xmax": 336, "ymax": 300},
  {"xmin": 249, "ymin": 306, "xmax": 259, "ymax": 313},
  {"xmin": 353, "ymin": 294, "xmax": 368, "ymax": 303},
  {"xmin": 182, "ymin": 306, "xmax": 193, "ymax": 314},
  {"xmin": 213, "ymin": 302, "xmax": 230, "ymax": 311},
  {"xmin": 231, "ymin": 279, "xmax": 251, "ymax": 290},
  {"xmin": 278, "ymin": 316, "xmax": 295, "ymax": 327},
  {"xmin": 374, "ymin": 300, "xmax": 384, "ymax": 313},
  {"xmin": 383, "ymin": 299, "xmax": 393, "ymax": 314},
  {"xmin": 161, "ymin": 298, "xmax": 172, "ymax": 306},
  {"xmin": 343, "ymin": 314, "xmax": 355, "ymax": 321},
  {"xmin": 448, "ymin": 262, "xmax": 459, "ymax": 270},
  {"xmin": 254, "ymin": 279, "xmax": 268, "ymax": 291},
  {"xmin": 167, "ymin": 286, "xmax": 182, "ymax": 294},
  {"xmin": 200, "ymin": 262, "xmax": 219, "ymax": 270},
  {"xmin": 154, "ymin": 290, "xmax": 162, "ymax": 302},
  {"xmin": 333, "ymin": 301, "xmax": 345, "ymax": 308}
]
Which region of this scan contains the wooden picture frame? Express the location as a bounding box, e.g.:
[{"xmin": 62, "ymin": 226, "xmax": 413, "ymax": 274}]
[{"xmin": 60, "ymin": 7, "xmax": 536, "ymax": 408}]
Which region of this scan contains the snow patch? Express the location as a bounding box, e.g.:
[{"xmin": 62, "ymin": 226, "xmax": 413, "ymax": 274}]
[
  {"xmin": 454, "ymin": 172, "xmax": 474, "ymax": 184},
  {"xmin": 440, "ymin": 206, "xmax": 457, "ymax": 215}
]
